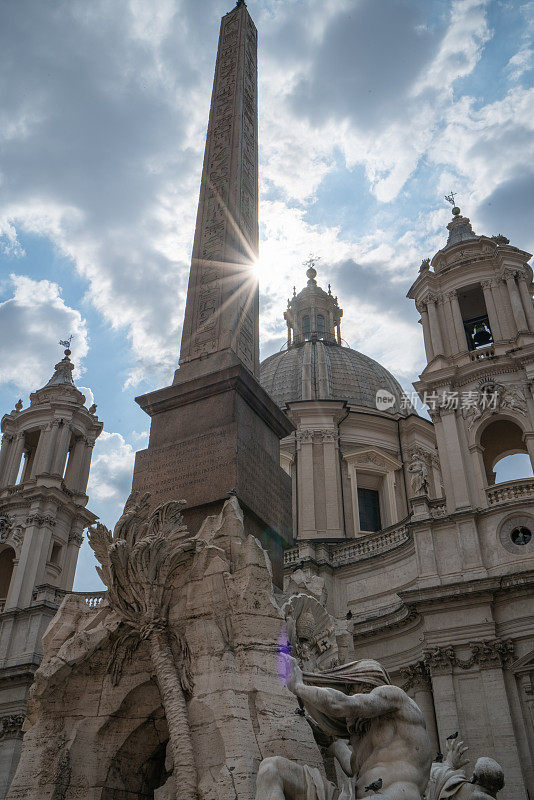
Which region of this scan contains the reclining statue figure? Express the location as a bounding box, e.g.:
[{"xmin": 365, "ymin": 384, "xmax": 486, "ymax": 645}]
[
  {"xmin": 255, "ymin": 654, "xmax": 433, "ymax": 800},
  {"xmin": 426, "ymin": 737, "xmax": 504, "ymax": 800}
]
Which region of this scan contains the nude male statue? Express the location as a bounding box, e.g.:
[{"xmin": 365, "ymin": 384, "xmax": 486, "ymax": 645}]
[{"xmin": 255, "ymin": 655, "xmax": 432, "ymax": 800}]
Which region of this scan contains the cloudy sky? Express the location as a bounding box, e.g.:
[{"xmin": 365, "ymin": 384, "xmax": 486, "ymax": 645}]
[{"xmin": 1, "ymin": 0, "xmax": 532, "ymax": 589}]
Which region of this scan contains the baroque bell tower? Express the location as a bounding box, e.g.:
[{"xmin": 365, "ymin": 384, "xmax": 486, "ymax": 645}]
[
  {"xmin": 408, "ymin": 202, "xmax": 534, "ymax": 513},
  {"xmin": 0, "ymin": 343, "xmax": 102, "ymax": 797}
]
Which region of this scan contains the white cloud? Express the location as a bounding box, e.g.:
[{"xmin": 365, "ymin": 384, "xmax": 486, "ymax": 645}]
[
  {"xmin": 87, "ymin": 430, "xmax": 135, "ymax": 510},
  {"xmin": 0, "ymin": 274, "xmax": 88, "ymax": 393},
  {"xmin": 1, "ymin": 0, "xmax": 532, "ymax": 395}
]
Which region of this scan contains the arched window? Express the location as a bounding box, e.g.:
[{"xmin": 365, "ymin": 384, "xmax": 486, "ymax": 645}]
[
  {"xmin": 480, "ymin": 419, "xmax": 530, "ymax": 485},
  {"xmin": 302, "ymin": 315, "xmax": 310, "ymax": 339},
  {"xmin": 494, "ymin": 453, "xmax": 533, "ymax": 484},
  {"xmin": 317, "ymin": 314, "xmax": 325, "ymax": 337},
  {"xmin": 0, "ymin": 546, "xmax": 15, "ymax": 603}
]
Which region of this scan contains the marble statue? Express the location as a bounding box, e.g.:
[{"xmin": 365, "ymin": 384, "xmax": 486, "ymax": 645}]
[
  {"xmin": 255, "ymin": 654, "xmax": 432, "ymax": 800},
  {"xmin": 426, "ymin": 738, "xmax": 504, "ymax": 800},
  {"xmin": 408, "ymin": 452, "xmax": 429, "ymax": 496}
]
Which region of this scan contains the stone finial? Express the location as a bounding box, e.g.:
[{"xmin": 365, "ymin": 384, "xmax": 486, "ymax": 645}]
[
  {"xmin": 304, "ymin": 255, "xmax": 320, "ymax": 286},
  {"xmin": 13, "ymin": 399, "xmax": 23, "ymax": 413},
  {"xmin": 88, "ymin": 403, "xmax": 97, "ymax": 415}
]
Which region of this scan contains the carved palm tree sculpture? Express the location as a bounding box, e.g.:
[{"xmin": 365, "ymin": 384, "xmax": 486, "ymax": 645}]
[{"xmin": 88, "ymin": 491, "xmax": 199, "ymax": 800}]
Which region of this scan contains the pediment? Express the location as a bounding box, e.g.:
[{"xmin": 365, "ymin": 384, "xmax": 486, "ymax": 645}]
[
  {"xmin": 343, "ymin": 447, "xmax": 402, "ymax": 472},
  {"xmin": 510, "ymin": 649, "xmax": 534, "ymax": 674}
]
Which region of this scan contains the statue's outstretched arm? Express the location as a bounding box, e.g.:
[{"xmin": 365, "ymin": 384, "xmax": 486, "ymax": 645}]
[{"xmin": 295, "ymin": 682, "xmax": 400, "ymax": 721}]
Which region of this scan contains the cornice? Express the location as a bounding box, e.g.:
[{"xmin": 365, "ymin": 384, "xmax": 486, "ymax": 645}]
[{"xmin": 400, "ymin": 571, "xmax": 534, "ymax": 608}]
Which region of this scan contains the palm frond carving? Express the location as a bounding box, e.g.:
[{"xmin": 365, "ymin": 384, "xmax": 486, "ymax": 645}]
[{"xmin": 88, "ymin": 492, "xmax": 199, "ymax": 800}]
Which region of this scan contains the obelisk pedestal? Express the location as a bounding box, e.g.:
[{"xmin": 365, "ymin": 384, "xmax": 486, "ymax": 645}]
[{"xmin": 132, "ymin": 2, "xmax": 293, "ymax": 583}]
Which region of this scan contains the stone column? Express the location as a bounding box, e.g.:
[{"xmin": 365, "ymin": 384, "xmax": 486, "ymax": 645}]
[
  {"xmin": 321, "ymin": 431, "xmax": 342, "ymax": 536},
  {"xmin": 443, "ymin": 293, "xmax": 460, "ymax": 353},
  {"xmin": 383, "ymin": 469, "xmax": 397, "ymax": 527},
  {"xmin": 517, "ymin": 274, "xmax": 534, "ymax": 331},
  {"xmin": 481, "ymin": 280, "xmax": 503, "ymax": 341},
  {"xmin": 524, "ymin": 433, "xmax": 534, "ymax": 475},
  {"xmin": 440, "ymin": 411, "xmax": 470, "ymax": 509},
  {"xmin": 6, "ymin": 517, "xmax": 53, "ymax": 609},
  {"xmin": 0, "ymin": 434, "xmax": 13, "ymax": 487},
  {"xmin": 346, "ymin": 460, "xmax": 360, "ymax": 535},
  {"xmin": 64, "ymin": 436, "xmax": 85, "ymax": 490},
  {"xmin": 515, "ymin": 672, "xmax": 534, "ymax": 795},
  {"xmin": 77, "ymin": 438, "xmax": 95, "ymax": 495},
  {"xmin": 40, "ymin": 419, "xmax": 59, "ymax": 475},
  {"xmin": 64, "ymin": 527, "xmax": 84, "ymax": 589},
  {"xmin": 336, "ymin": 323, "xmax": 341, "ymax": 345},
  {"xmin": 425, "ymin": 650, "xmax": 460, "ymax": 750},
  {"xmin": 50, "ymin": 422, "xmax": 72, "ymax": 477},
  {"xmin": 478, "ymin": 663, "xmax": 527, "ymax": 800},
  {"xmin": 297, "ymin": 430, "xmax": 316, "ymax": 537},
  {"xmin": 468, "ymin": 444, "xmax": 489, "ymax": 506},
  {"xmin": 413, "ymin": 525, "xmax": 438, "ymax": 585},
  {"xmin": 6, "ymin": 434, "xmax": 25, "ymax": 486},
  {"xmin": 449, "ymin": 291, "xmax": 468, "ymax": 353},
  {"xmin": 417, "ymin": 303, "xmax": 434, "ymax": 362},
  {"xmin": 504, "ymin": 270, "xmax": 528, "ymax": 331},
  {"xmin": 426, "ymin": 295, "xmax": 445, "ymax": 356},
  {"xmin": 410, "ymin": 669, "xmax": 440, "ymax": 754},
  {"xmin": 286, "ymin": 321, "xmax": 292, "ymax": 348},
  {"xmin": 30, "ymin": 424, "xmax": 50, "ymax": 479}
]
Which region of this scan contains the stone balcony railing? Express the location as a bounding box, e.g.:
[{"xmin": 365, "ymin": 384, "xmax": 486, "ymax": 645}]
[
  {"xmin": 71, "ymin": 590, "xmax": 106, "ymax": 608},
  {"xmin": 469, "ymin": 346, "xmax": 495, "ymax": 362},
  {"xmin": 284, "ymin": 524, "xmax": 411, "ymax": 570},
  {"xmin": 486, "ymin": 478, "xmax": 534, "ymax": 506}
]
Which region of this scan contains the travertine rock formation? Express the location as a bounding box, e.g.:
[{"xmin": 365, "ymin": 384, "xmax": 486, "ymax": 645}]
[{"xmin": 7, "ymin": 497, "xmax": 323, "ymax": 800}]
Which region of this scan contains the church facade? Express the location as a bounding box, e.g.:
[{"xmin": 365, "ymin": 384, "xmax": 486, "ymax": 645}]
[{"xmin": 261, "ymin": 209, "xmax": 534, "ymax": 799}]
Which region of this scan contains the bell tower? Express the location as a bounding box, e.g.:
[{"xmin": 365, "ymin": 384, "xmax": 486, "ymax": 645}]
[
  {"xmin": 0, "ymin": 343, "xmax": 102, "ymax": 797},
  {"xmin": 408, "ymin": 202, "xmax": 534, "ymax": 513}
]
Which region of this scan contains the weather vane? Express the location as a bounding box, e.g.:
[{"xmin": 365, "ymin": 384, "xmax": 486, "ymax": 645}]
[
  {"xmin": 303, "ymin": 255, "xmax": 321, "ymax": 270},
  {"xmin": 59, "ymin": 335, "xmax": 73, "ymax": 353},
  {"xmin": 444, "ymin": 191, "xmax": 457, "ymax": 206}
]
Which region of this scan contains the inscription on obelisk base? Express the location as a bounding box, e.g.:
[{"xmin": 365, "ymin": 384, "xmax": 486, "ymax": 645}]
[{"xmin": 131, "ymin": 2, "xmax": 293, "ymax": 584}]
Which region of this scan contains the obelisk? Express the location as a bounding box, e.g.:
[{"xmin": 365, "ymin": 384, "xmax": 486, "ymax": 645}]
[
  {"xmin": 132, "ymin": 1, "xmax": 293, "ymax": 582},
  {"xmin": 178, "ymin": 0, "xmax": 259, "ymax": 381}
]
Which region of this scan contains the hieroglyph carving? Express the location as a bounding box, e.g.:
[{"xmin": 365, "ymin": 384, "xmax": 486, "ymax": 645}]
[
  {"xmin": 181, "ymin": 7, "xmax": 259, "ymax": 369},
  {"xmin": 88, "ymin": 490, "xmax": 202, "ymax": 800}
]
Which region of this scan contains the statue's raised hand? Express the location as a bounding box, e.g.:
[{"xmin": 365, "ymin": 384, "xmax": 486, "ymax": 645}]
[
  {"xmin": 286, "ymin": 654, "xmax": 304, "ymax": 696},
  {"xmin": 445, "ymin": 737, "xmax": 469, "ymax": 770}
]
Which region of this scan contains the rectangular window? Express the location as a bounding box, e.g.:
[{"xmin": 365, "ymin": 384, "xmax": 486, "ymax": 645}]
[
  {"xmin": 358, "ymin": 487, "xmax": 381, "ymax": 532},
  {"xmin": 457, "ymin": 284, "xmax": 493, "ymax": 350}
]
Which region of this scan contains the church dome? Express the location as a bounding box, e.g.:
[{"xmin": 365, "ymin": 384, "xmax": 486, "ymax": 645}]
[
  {"xmin": 260, "ymin": 339, "xmax": 408, "ymax": 414},
  {"xmin": 259, "ymin": 264, "xmax": 410, "ymax": 415}
]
